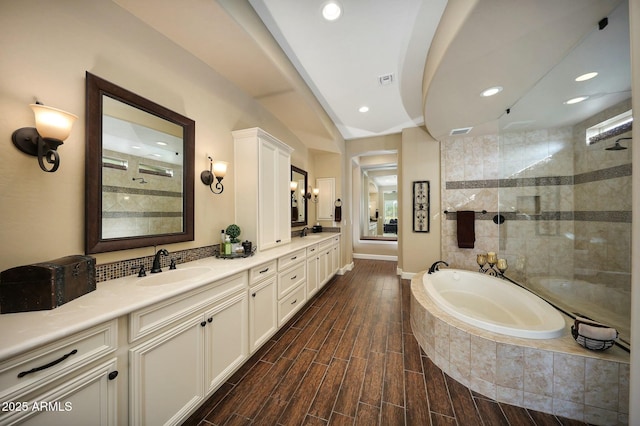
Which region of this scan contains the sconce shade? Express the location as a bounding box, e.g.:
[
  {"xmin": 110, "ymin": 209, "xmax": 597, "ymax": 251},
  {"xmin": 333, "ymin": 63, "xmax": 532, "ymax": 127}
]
[
  {"xmin": 201, "ymin": 156, "xmax": 227, "ymax": 194},
  {"xmin": 30, "ymin": 104, "xmax": 78, "ymax": 141},
  {"xmin": 11, "ymin": 103, "xmax": 77, "ymax": 172},
  {"xmin": 313, "ymin": 188, "xmax": 320, "ymax": 196},
  {"xmin": 290, "ymin": 181, "xmax": 298, "ymax": 191},
  {"xmin": 212, "ymin": 161, "xmax": 228, "ymax": 179}
]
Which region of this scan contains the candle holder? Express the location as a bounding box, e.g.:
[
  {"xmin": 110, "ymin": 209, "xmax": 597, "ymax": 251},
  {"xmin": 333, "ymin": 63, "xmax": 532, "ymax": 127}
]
[{"xmin": 477, "ymin": 252, "xmax": 507, "ymax": 278}]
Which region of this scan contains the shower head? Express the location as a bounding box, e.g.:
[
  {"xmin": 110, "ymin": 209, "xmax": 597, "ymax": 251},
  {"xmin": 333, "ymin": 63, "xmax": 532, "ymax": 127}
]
[{"xmin": 605, "ymin": 137, "xmax": 631, "ymax": 151}]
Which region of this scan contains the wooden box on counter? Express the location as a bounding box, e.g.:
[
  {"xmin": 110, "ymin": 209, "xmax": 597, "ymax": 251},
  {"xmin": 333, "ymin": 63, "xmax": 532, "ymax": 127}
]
[{"xmin": 0, "ymin": 255, "xmax": 96, "ymax": 314}]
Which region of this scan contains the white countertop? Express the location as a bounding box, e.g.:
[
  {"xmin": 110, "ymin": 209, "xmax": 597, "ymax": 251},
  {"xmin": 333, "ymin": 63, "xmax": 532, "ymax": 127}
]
[{"xmin": 0, "ymin": 233, "xmax": 337, "ymax": 361}]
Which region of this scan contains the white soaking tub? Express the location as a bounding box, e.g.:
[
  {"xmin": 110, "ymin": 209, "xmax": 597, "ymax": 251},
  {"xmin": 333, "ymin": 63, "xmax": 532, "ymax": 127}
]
[{"xmin": 423, "ymin": 269, "xmax": 565, "ymax": 339}]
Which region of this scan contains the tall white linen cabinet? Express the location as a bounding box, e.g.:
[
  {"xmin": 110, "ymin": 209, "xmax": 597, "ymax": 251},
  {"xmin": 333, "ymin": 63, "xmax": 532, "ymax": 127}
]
[{"xmin": 233, "ymin": 128, "xmax": 293, "ymax": 251}]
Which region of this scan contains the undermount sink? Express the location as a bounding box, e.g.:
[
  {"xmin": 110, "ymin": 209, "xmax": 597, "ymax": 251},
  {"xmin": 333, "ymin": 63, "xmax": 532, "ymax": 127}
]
[{"xmin": 136, "ymin": 267, "xmax": 213, "ymax": 286}]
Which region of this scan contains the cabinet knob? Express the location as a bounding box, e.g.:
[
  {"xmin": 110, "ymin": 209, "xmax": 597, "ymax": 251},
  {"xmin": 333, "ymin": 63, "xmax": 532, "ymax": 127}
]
[
  {"xmin": 201, "ymin": 321, "xmax": 207, "ymax": 327},
  {"xmin": 207, "ymin": 317, "xmax": 213, "ymax": 323},
  {"xmin": 108, "ymin": 371, "xmax": 119, "ymax": 381},
  {"xmin": 252, "ymin": 292, "xmax": 256, "ymax": 297}
]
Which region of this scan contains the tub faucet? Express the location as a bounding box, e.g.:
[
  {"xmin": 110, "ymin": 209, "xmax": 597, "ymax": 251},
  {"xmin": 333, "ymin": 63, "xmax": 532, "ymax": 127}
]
[
  {"xmin": 151, "ymin": 248, "xmax": 169, "ymax": 273},
  {"xmin": 428, "ymin": 261, "xmax": 449, "ymax": 274},
  {"xmin": 300, "ymin": 227, "xmax": 310, "ymax": 237}
]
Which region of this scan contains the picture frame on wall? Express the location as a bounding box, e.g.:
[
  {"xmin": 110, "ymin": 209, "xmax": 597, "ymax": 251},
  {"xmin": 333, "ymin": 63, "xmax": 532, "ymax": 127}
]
[{"xmin": 413, "ymin": 180, "xmax": 430, "ymax": 232}]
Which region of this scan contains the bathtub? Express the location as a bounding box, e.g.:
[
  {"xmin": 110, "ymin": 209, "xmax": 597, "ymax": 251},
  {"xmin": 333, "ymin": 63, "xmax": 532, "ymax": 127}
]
[{"xmin": 423, "ymin": 269, "xmax": 565, "ymax": 339}]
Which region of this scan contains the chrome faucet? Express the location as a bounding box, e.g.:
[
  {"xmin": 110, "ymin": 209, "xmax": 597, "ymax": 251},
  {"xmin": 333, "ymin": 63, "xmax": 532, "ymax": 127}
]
[
  {"xmin": 151, "ymin": 248, "xmax": 169, "ymax": 273},
  {"xmin": 428, "ymin": 260, "xmax": 449, "ymax": 274},
  {"xmin": 300, "ymin": 227, "xmax": 310, "ymax": 237}
]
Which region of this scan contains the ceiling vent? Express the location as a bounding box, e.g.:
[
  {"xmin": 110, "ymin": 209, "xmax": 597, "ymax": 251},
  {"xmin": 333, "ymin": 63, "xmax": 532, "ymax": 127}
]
[
  {"xmin": 449, "ymin": 127, "xmax": 472, "ymax": 136},
  {"xmin": 378, "ymin": 73, "xmax": 394, "ymax": 86}
]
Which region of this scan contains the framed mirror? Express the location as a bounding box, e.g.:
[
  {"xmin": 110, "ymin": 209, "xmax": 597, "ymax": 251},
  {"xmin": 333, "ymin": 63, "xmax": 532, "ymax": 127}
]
[
  {"xmin": 85, "ymin": 72, "xmax": 195, "ymax": 254},
  {"xmin": 291, "ymin": 165, "xmax": 308, "ymax": 227}
]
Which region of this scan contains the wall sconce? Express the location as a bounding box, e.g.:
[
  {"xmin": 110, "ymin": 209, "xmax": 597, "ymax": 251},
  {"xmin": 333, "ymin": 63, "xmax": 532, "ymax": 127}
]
[
  {"xmin": 12, "ymin": 103, "xmax": 78, "ymax": 172},
  {"xmin": 304, "ymin": 186, "xmax": 319, "ymax": 203},
  {"xmin": 290, "ymin": 180, "xmax": 298, "ymax": 201},
  {"xmin": 200, "ymin": 156, "xmax": 227, "ymax": 194}
]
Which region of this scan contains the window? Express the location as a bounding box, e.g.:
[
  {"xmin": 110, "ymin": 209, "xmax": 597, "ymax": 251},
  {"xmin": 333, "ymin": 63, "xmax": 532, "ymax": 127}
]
[{"xmin": 586, "ymin": 109, "xmax": 633, "ymax": 145}]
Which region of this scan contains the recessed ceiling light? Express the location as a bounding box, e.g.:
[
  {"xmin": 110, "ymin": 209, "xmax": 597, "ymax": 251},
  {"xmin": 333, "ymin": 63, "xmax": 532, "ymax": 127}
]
[
  {"xmin": 480, "ymin": 86, "xmax": 503, "ymax": 97},
  {"xmin": 359, "ymin": 106, "xmax": 369, "ymax": 113},
  {"xmin": 131, "ymin": 145, "xmax": 141, "ymax": 149},
  {"xmin": 575, "ymin": 72, "xmax": 598, "ymax": 82},
  {"xmin": 156, "ymin": 141, "xmax": 168, "ymax": 146},
  {"xmin": 564, "ymin": 96, "xmax": 589, "ymax": 105},
  {"xmin": 322, "ymin": 1, "xmax": 342, "ymax": 21}
]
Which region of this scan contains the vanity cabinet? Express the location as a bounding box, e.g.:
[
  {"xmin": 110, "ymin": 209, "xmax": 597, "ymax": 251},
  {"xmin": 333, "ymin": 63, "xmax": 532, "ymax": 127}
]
[
  {"xmin": 248, "ymin": 261, "xmax": 278, "ymax": 353},
  {"xmin": 318, "ymin": 235, "xmax": 341, "ymax": 288},
  {"xmin": 128, "ymin": 272, "xmax": 248, "ymax": 426},
  {"xmin": 233, "ymin": 128, "xmax": 293, "ymax": 251},
  {"xmin": 277, "ymin": 249, "xmax": 307, "ymax": 326},
  {"xmin": 0, "ymin": 320, "xmax": 119, "ymax": 426}
]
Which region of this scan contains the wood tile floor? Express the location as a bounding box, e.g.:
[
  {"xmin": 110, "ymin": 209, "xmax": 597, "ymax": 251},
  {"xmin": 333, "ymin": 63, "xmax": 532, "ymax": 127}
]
[{"xmin": 183, "ymin": 259, "xmax": 591, "ymax": 426}]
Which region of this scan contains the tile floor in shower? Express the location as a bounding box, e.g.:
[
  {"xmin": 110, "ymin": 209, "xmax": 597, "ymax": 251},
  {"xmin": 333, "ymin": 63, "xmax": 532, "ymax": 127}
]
[{"xmin": 183, "ymin": 259, "xmax": 591, "ymax": 426}]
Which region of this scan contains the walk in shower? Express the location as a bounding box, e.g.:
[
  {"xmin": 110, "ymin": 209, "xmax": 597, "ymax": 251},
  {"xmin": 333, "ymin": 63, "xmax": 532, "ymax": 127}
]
[{"xmin": 495, "ymin": 2, "xmax": 632, "ymax": 346}]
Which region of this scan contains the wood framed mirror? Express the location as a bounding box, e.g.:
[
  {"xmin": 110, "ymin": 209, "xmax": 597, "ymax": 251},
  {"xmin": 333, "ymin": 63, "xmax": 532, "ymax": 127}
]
[
  {"xmin": 85, "ymin": 72, "xmax": 195, "ymax": 254},
  {"xmin": 291, "ymin": 165, "xmax": 308, "ymax": 227}
]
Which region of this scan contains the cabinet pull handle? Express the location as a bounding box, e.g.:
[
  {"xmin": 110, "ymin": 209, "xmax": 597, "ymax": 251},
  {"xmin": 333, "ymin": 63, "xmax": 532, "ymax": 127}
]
[
  {"xmin": 291, "ymin": 275, "xmax": 297, "ymax": 280},
  {"xmin": 291, "ymin": 256, "xmax": 297, "ymax": 260},
  {"xmin": 18, "ymin": 349, "xmax": 78, "ymax": 378},
  {"xmin": 201, "ymin": 321, "xmax": 207, "ymax": 327},
  {"xmin": 108, "ymin": 371, "xmax": 119, "ymax": 381},
  {"xmin": 291, "ymin": 299, "xmax": 297, "ymax": 305},
  {"xmin": 208, "ymin": 317, "xmax": 213, "ymax": 323},
  {"xmin": 276, "ymin": 239, "xmax": 282, "ymax": 243},
  {"xmin": 259, "ymin": 267, "xmax": 270, "ymax": 274}
]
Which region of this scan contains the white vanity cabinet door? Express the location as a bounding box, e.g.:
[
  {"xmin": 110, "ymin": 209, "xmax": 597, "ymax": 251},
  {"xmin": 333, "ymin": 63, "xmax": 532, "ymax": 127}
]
[
  {"xmin": 318, "ymin": 248, "xmax": 330, "ymax": 288},
  {"xmin": 233, "ymin": 128, "xmax": 293, "ymax": 252},
  {"xmin": 204, "ymin": 291, "xmax": 248, "ymax": 393},
  {"xmin": 331, "ymin": 235, "xmax": 341, "ymax": 276},
  {"xmin": 15, "ymin": 359, "xmax": 118, "ymax": 426},
  {"xmin": 306, "ymin": 254, "xmax": 319, "ymax": 299},
  {"xmin": 249, "ymin": 276, "xmax": 277, "ymax": 353},
  {"xmin": 129, "ymin": 314, "xmax": 205, "ymax": 426}
]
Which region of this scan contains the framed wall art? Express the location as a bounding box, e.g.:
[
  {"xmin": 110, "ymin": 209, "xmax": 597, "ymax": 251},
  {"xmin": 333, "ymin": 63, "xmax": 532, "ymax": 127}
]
[{"xmin": 413, "ymin": 180, "xmax": 430, "ymax": 232}]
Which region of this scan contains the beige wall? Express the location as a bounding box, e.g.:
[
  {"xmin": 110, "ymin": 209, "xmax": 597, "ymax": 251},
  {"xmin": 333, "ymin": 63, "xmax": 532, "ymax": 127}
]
[
  {"xmin": 400, "ymin": 127, "xmax": 441, "ymax": 276},
  {"xmin": 0, "ymin": 0, "xmax": 329, "ymax": 271}
]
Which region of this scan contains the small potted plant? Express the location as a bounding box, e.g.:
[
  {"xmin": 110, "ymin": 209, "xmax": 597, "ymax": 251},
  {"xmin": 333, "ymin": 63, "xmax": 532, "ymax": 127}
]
[{"xmin": 225, "ymin": 224, "xmax": 242, "ymax": 252}]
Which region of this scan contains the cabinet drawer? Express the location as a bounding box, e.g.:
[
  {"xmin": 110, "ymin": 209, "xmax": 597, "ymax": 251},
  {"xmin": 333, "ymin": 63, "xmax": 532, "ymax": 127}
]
[
  {"xmin": 277, "ymin": 248, "xmax": 306, "ymax": 271},
  {"xmin": 130, "ymin": 272, "xmax": 247, "ymax": 342},
  {"xmin": 278, "ymin": 284, "xmax": 306, "ymax": 326},
  {"xmin": 0, "ymin": 319, "xmax": 117, "ymax": 402},
  {"xmin": 318, "ymin": 239, "xmax": 333, "ymax": 251},
  {"xmin": 277, "ymin": 263, "xmax": 306, "ymax": 299},
  {"xmin": 306, "ymin": 244, "xmax": 319, "ymax": 258},
  {"xmin": 249, "ymin": 260, "xmax": 277, "ymax": 287}
]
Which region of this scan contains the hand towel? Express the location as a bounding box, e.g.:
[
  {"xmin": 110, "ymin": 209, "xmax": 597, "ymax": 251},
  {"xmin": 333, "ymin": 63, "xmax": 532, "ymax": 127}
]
[
  {"xmin": 334, "ymin": 205, "xmax": 342, "ymax": 222},
  {"xmin": 456, "ymin": 210, "xmax": 475, "ymax": 249}
]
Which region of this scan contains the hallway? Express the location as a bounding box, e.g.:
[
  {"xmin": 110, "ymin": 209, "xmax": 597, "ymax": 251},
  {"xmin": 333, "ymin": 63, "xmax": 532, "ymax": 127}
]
[{"xmin": 183, "ymin": 259, "xmax": 589, "ymax": 425}]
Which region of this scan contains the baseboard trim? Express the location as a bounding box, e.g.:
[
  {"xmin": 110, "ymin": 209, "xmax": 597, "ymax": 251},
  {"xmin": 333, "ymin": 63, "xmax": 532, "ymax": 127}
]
[
  {"xmin": 352, "ymin": 253, "xmax": 398, "ymax": 262},
  {"xmin": 337, "ymin": 262, "xmax": 354, "ymax": 275}
]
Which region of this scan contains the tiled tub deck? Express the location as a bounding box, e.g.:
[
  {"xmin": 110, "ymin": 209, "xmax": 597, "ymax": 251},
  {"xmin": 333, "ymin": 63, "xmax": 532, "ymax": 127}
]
[{"xmin": 410, "ymin": 272, "xmax": 630, "ymax": 426}]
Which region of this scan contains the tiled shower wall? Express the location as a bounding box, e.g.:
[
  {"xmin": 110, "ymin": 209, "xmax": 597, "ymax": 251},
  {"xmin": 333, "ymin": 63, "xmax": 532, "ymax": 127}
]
[{"xmin": 441, "ymin": 99, "xmax": 632, "ymax": 341}]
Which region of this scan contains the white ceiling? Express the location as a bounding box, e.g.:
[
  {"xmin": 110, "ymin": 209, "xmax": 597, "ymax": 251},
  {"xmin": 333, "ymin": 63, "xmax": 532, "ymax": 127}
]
[
  {"xmin": 113, "ymin": 0, "xmax": 630, "ymax": 149},
  {"xmin": 248, "ymin": 0, "xmax": 446, "ymax": 140}
]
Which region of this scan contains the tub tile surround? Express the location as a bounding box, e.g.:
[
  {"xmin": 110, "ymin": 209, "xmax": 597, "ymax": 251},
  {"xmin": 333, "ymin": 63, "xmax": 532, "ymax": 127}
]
[{"xmin": 410, "ymin": 272, "xmax": 629, "ymax": 425}]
